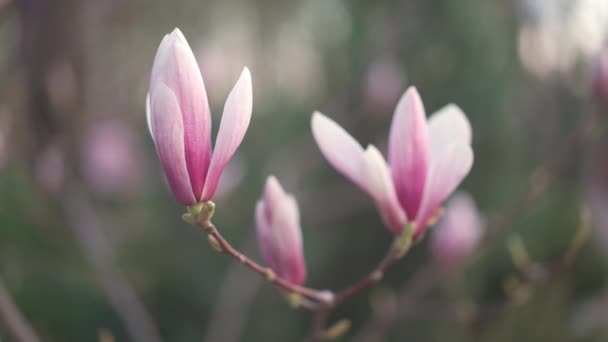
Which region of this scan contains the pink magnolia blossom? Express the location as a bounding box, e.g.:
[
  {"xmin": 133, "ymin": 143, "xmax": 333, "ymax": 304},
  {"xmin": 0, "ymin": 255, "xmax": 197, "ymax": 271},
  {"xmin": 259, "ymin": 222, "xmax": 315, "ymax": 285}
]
[
  {"xmin": 430, "ymin": 192, "xmax": 484, "ymax": 270},
  {"xmin": 147, "ymin": 28, "xmax": 252, "ymax": 205},
  {"xmin": 311, "ymin": 87, "xmax": 473, "ymax": 237},
  {"xmin": 255, "ymin": 176, "xmax": 306, "ymax": 286}
]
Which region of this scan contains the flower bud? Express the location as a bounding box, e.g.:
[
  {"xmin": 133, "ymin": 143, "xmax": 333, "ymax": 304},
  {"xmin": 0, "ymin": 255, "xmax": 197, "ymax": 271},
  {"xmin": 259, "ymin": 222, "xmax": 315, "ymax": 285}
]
[
  {"xmin": 255, "ymin": 176, "xmax": 306, "ymax": 285},
  {"xmin": 430, "ymin": 192, "xmax": 484, "ymax": 270},
  {"xmin": 147, "ymin": 28, "xmax": 252, "ymax": 205}
]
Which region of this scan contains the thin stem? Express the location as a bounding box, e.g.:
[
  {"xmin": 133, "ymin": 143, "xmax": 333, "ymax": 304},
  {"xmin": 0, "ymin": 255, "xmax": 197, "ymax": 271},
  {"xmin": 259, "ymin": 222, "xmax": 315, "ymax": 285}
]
[
  {"xmin": 195, "ymin": 216, "xmax": 414, "ymax": 340},
  {"xmin": 198, "ymin": 220, "xmax": 332, "ymax": 305},
  {"xmin": 333, "ymin": 251, "xmax": 399, "ymax": 305},
  {"xmin": 303, "ymin": 249, "xmax": 402, "ymax": 341}
]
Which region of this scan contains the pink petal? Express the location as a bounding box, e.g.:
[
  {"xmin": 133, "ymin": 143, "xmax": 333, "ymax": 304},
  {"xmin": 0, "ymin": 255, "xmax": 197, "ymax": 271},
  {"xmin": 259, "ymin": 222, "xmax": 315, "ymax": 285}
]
[
  {"xmin": 361, "ymin": 145, "xmax": 408, "ymax": 234},
  {"xmin": 150, "ymin": 83, "xmax": 196, "ymax": 205},
  {"xmin": 255, "ymin": 176, "xmax": 306, "ymax": 285},
  {"xmin": 428, "ymin": 104, "xmax": 472, "ymax": 154},
  {"xmin": 414, "ymin": 143, "xmax": 473, "ymax": 237},
  {"xmin": 272, "ymin": 195, "xmax": 306, "ymax": 285},
  {"xmin": 150, "ymin": 28, "xmax": 211, "ymax": 199},
  {"xmin": 146, "ymin": 93, "xmax": 154, "ymax": 140},
  {"xmin": 311, "ymin": 112, "xmax": 367, "ymax": 191},
  {"xmin": 255, "ymin": 201, "xmax": 274, "ymax": 270},
  {"xmin": 388, "ymin": 87, "xmax": 431, "ymax": 218},
  {"xmin": 201, "ymin": 67, "xmax": 253, "ymax": 201}
]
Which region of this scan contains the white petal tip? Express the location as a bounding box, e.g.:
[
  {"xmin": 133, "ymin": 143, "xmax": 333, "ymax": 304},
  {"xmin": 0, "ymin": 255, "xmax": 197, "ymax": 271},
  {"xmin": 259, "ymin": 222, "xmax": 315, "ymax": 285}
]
[
  {"xmin": 234, "ymin": 67, "xmax": 253, "ymax": 93},
  {"xmin": 265, "ymin": 174, "xmax": 279, "ymax": 187},
  {"xmin": 241, "ymin": 66, "xmax": 251, "ymax": 78},
  {"xmin": 403, "ymin": 86, "xmax": 422, "ymax": 102},
  {"xmin": 405, "ymin": 86, "xmax": 419, "ymax": 96},
  {"xmin": 311, "ymin": 111, "xmax": 329, "ymax": 128},
  {"xmin": 364, "ymin": 144, "xmax": 379, "ymax": 153},
  {"xmin": 170, "ymin": 28, "xmax": 185, "ymax": 40}
]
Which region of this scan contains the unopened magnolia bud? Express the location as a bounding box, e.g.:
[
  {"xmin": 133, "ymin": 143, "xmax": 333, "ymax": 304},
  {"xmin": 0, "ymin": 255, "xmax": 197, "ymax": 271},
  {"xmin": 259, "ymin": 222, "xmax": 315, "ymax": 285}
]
[
  {"xmin": 430, "ymin": 192, "xmax": 484, "ymax": 271},
  {"xmin": 147, "ymin": 28, "xmax": 252, "ymax": 205},
  {"xmin": 255, "ymin": 176, "xmax": 307, "ymax": 286}
]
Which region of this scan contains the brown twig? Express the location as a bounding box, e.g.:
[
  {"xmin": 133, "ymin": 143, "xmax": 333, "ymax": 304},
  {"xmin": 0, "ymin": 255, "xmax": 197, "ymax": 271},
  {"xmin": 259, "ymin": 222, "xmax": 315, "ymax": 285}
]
[
  {"xmin": 194, "ymin": 211, "xmax": 416, "ymax": 341},
  {"xmin": 333, "ymin": 251, "xmax": 399, "ymax": 305},
  {"xmin": 306, "ymin": 248, "xmax": 403, "ymax": 341},
  {"xmin": 199, "ymin": 220, "xmax": 333, "ymax": 305},
  {"xmin": 0, "ymin": 275, "xmax": 41, "ymax": 342}
]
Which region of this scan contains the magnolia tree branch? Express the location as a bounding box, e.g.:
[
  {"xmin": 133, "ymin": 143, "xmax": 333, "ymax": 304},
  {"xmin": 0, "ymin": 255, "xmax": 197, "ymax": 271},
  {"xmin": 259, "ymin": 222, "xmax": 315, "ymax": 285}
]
[
  {"xmin": 187, "ymin": 201, "xmax": 416, "ymax": 340},
  {"xmin": 333, "ymin": 246, "xmax": 405, "ymax": 306},
  {"xmin": 307, "ymin": 228, "xmax": 415, "ymax": 340},
  {"xmin": 198, "ymin": 220, "xmax": 333, "ymax": 305}
]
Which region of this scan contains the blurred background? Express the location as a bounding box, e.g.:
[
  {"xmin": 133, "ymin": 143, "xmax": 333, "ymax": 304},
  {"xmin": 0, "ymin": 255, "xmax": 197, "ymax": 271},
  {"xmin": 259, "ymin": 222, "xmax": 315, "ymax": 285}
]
[{"xmin": 0, "ymin": 0, "xmax": 608, "ymax": 341}]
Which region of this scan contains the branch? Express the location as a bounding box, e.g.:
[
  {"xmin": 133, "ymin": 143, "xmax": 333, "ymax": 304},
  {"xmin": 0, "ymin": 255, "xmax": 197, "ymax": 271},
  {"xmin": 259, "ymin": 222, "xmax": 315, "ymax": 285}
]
[
  {"xmin": 333, "ymin": 251, "xmax": 399, "ymax": 306},
  {"xmin": 198, "ymin": 220, "xmax": 333, "ymax": 305}
]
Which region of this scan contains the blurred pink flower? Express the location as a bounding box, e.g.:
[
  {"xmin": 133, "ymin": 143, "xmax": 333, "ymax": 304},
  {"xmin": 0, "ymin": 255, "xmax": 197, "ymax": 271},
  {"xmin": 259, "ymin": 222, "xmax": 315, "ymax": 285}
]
[
  {"xmin": 364, "ymin": 57, "xmax": 406, "ymax": 114},
  {"xmin": 593, "ymin": 47, "xmax": 608, "ymax": 107},
  {"xmin": 146, "ymin": 28, "xmax": 253, "ymax": 205},
  {"xmin": 312, "ymin": 87, "xmax": 473, "ymax": 237},
  {"xmin": 255, "ymin": 176, "xmax": 306, "ymax": 286},
  {"xmin": 82, "ymin": 119, "xmax": 141, "ymax": 197},
  {"xmin": 430, "ymin": 192, "xmax": 484, "ymax": 270}
]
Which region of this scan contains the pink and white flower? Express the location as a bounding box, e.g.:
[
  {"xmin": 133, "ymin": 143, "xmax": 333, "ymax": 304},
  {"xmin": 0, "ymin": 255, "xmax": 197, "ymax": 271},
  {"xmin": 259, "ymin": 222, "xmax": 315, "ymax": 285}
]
[
  {"xmin": 147, "ymin": 28, "xmax": 252, "ymax": 205},
  {"xmin": 311, "ymin": 87, "xmax": 473, "ymax": 237},
  {"xmin": 255, "ymin": 176, "xmax": 306, "ymax": 286}
]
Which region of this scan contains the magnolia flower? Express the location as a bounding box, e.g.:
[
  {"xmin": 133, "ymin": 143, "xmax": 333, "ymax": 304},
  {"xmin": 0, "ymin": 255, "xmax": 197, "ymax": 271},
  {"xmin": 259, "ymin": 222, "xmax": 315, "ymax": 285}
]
[
  {"xmin": 430, "ymin": 192, "xmax": 484, "ymax": 270},
  {"xmin": 147, "ymin": 28, "xmax": 252, "ymax": 205},
  {"xmin": 311, "ymin": 87, "xmax": 473, "ymax": 237},
  {"xmin": 255, "ymin": 176, "xmax": 306, "ymax": 285}
]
